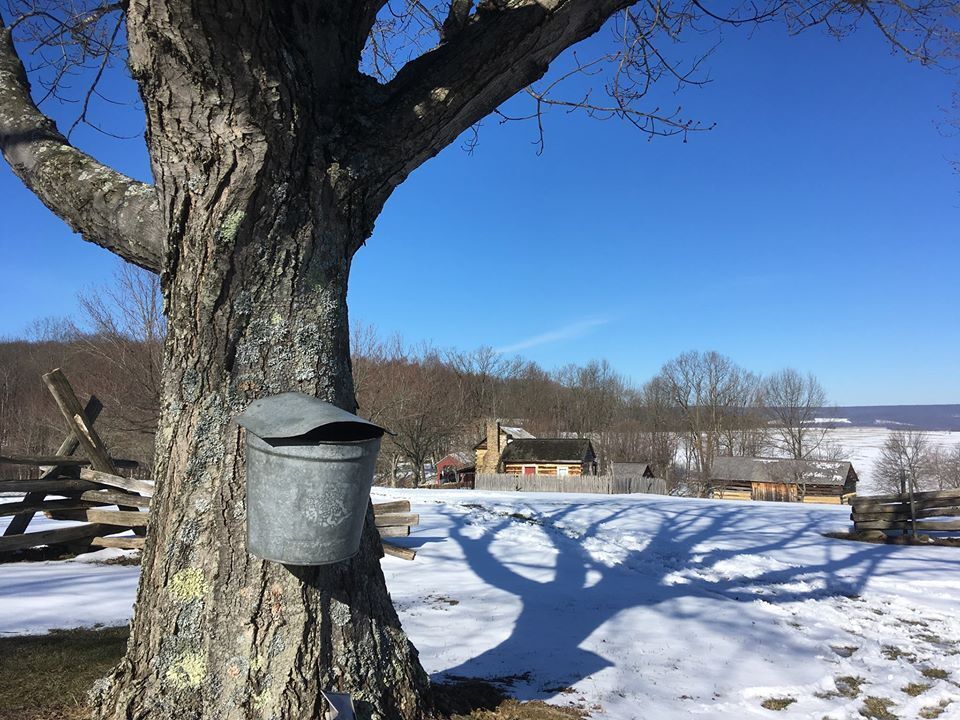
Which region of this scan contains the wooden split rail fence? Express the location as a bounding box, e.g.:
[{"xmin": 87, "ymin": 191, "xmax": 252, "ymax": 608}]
[
  {"xmin": 851, "ymin": 488, "xmax": 960, "ymax": 537},
  {"xmin": 1, "ymin": 369, "xmax": 419, "ymax": 560}
]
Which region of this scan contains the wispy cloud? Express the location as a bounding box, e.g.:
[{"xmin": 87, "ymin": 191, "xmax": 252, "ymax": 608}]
[{"xmin": 494, "ymin": 317, "xmax": 611, "ymax": 355}]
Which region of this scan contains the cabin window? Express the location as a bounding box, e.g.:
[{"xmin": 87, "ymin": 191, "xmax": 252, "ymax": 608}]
[
  {"xmin": 523, "ymin": 466, "xmax": 537, "ymax": 476},
  {"xmin": 557, "ymin": 465, "xmax": 569, "ymax": 477}
]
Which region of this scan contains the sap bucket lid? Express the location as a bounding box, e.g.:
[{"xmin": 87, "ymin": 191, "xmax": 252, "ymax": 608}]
[{"xmin": 235, "ymin": 392, "xmax": 387, "ymax": 441}]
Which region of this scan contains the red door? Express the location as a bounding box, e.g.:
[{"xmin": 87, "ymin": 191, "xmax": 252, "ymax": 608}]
[{"xmin": 523, "ymin": 466, "xmax": 536, "ymax": 476}]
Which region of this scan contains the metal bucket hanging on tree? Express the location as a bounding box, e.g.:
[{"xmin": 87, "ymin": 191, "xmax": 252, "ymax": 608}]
[{"xmin": 235, "ymin": 393, "xmax": 386, "ymax": 565}]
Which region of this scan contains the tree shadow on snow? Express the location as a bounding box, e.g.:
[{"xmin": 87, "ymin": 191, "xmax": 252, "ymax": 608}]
[{"xmin": 428, "ymin": 495, "xmax": 960, "ymax": 701}]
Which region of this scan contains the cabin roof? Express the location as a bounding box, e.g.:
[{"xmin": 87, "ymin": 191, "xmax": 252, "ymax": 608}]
[
  {"xmin": 610, "ymin": 461, "xmax": 655, "ymax": 478},
  {"xmin": 474, "ymin": 424, "xmax": 536, "ymax": 450},
  {"xmin": 710, "ymin": 456, "xmax": 858, "ymax": 486},
  {"xmin": 500, "ymin": 438, "xmax": 595, "ymax": 464}
]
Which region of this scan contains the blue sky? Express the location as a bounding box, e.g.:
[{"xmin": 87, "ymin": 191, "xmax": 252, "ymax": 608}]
[{"xmin": 1, "ymin": 20, "xmax": 958, "ymax": 405}]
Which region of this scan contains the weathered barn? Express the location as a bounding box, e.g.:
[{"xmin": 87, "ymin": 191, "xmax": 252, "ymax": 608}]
[
  {"xmin": 499, "ymin": 438, "xmax": 598, "ymax": 477},
  {"xmin": 710, "ymin": 456, "xmax": 858, "ymax": 504}
]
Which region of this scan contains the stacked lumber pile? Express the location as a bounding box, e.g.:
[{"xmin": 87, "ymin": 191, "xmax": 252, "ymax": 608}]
[
  {"xmin": 374, "ymin": 500, "xmax": 419, "ymax": 561},
  {"xmin": 851, "ymin": 488, "xmax": 960, "ymax": 537},
  {"xmin": 0, "ymin": 369, "xmax": 151, "ymax": 555}
]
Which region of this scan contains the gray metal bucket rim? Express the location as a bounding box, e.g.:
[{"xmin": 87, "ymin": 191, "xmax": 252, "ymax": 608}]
[
  {"xmin": 248, "ymin": 443, "xmax": 378, "ymax": 464},
  {"xmin": 255, "ymin": 436, "xmax": 383, "ymax": 447}
]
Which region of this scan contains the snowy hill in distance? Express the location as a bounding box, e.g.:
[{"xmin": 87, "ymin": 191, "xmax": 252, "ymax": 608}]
[{"xmin": 810, "ymin": 405, "xmax": 960, "ymax": 431}]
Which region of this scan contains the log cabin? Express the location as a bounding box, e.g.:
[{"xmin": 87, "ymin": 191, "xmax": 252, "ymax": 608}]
[
  {"xmin": 498, "ymin": 438, "xmax": 598, "ymax": 477},
  {"xmin": 474, "ymin": 421, "xmax": 536, "ymax": 473},
  {"xmin": 710, "ymin": 456, "xmax": 858, "ymax": 504}
]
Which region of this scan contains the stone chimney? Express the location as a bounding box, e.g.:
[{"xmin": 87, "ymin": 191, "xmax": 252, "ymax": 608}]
[{"xmin": 482, "ymin": 419, "xmax": 501, "ymax": 473}]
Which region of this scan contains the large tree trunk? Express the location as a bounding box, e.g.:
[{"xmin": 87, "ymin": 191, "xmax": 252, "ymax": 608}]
[
  {"xmin": 92, "ymin": 6, "xmax": 433, "ymax": 718},
  {"xmin": 94, "ymin": 192, "xmax": 432, "ymax": 719}
]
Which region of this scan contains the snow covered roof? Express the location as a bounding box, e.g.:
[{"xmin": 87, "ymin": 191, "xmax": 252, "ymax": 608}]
[
  {"xmin": 500, "ymin": 425, "xmax": 535, "ymax": 439},
  {"xmin": 711, "ymin": 456, "xmax": 858, "ymax": 486},
  {"xmin": 500, "ymin": 438, "xmax": 595, "ymax": 464},
  {"xmin": 474, "ymin": 424, "xmax": 536, "ymax": 450}
]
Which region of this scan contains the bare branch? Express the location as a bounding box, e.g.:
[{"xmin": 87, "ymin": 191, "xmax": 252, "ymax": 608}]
[
  {"xmin": 0, "ymin": 19, "xmax": 164, "ymax": 272},
  {"xmin": 363, "ymin": 0, "xmax": 636, "ymax": 203}
]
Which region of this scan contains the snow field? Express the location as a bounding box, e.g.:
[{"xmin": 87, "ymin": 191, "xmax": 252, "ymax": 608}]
[{"xmin": 2, "ymin": 489, "xmax": 960, "ymax": 718}]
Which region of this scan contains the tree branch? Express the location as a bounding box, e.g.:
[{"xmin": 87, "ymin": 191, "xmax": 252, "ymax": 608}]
[
  {"xmin": 0, "ymin": 20, "xmax": 164, "ymax": 272},
  {"xmin": 362, "ymin": 0, "xmax": 634, "ymax": 203}
]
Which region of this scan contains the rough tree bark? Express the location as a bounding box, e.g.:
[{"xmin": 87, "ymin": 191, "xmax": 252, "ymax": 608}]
[
  {"xmin": 0, "ymin": 0, "xmax": 952, "ymax": 718},
  {"xmin": 87, "ymin": 3, "xmax": 437, "ymax": 717}
]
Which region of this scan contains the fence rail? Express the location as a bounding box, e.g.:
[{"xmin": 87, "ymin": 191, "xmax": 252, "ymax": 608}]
[
  {"xmin": 1, "ymin": 369, "xmax": 419, "ymax": 561},
  {"xmin": 475, "ymin": 473, "xmax": 667, "ymax": 495},
  {"xmin": 851, "ymin": 488, "xmax": 960, "ymax": 536}
]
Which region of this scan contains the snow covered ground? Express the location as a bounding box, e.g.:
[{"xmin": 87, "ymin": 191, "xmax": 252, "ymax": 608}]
[
  {"xmin": 827, "ymin": 427, "xmax": 960, "ymax": 495},
  {"xmin": 3, "ymin": 490, "xmax": 960, "ymax": 719}
]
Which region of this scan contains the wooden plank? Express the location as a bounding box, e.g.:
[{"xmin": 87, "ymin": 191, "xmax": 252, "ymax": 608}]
[
  {"xmin": 381, "ymin": 542, "xmax": 416, "ymax": 561},
  {"xmin": 855, "ymin": 518, "xmax": 960, "ymax": 532},
  {"xmin": 44, "ymin": 510, "xmax": 92, "ymax": 522},
  {"xmin": 852, "ymin": 488, "xmax": 960, "ymax": 507},
  {"xmin": 378, "ymin": 525, "xmax": 410, "ymax": 538},
  {"xmin": 84, "ymin": 508, "xmax": 149, "ymax": 527},
  {"xmin": 79, "ymin": 469, "xmax": 155, "ymax": 497},
  {"xmin": 0, "ymin": 498, "xmax": 102, "ymax": 518},
  {"xmin": 80, "ymin": 489, "xmax": 151, "ymax": 509},
  {"xmin": 374, "ymin": 513, "xmax": 419, "ymax": 528},
  {"xmin": 90, "ymin": 536, "xmax": 146, "ymax": 550},
  {"xmin": 849, "ymin": 497, "xmax": 960, "ymax": 513},
  {"xmin": 852, "ymin": 507, "xmax": 960, "ymax": 522},
  {"xmin": 43, "ymin": 369, "xmax": 118, "ymax": 474},
  {"xmin": 0, "ymin": 523, "xmax": 119, "ymax": 554},
  {"xmin": 0, "ymin": 454, "xmax": 137, "ymax": 468},
  {"xmin": 5, "ymin": 396, "xmax": 105, "ymax": 537},
  {"xmin": 373, "ymin": 500, "xmax": 411, "ymax": 515},
  {"xmin": 0, "ymin": 479, "xmax": 100, "ymax": 494}
]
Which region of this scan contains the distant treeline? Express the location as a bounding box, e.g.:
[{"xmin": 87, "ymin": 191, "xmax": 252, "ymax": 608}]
[{"xmin": 1, "ymin": 264, "xmax": 841, "ymax": 494}]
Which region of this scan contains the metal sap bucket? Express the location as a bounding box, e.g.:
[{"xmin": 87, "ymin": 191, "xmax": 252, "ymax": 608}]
[{"xmin": 235, "ymin": 393, "xmax": 386, "ymax": 565}]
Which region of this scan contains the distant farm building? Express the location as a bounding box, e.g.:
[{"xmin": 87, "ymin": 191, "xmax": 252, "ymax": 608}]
[
  {"xmin": 710, "ymin": 457, "xmax": 858, "ymax": 504},
  {"xmin": 499, "ymin": 438, "xmax": 598, "ymax": 477},
  {"xmin": 435, "ymin": 452, "xmax": 475, "ymax": 485},
  {"xmin": 611, "ymin": 461, "xmax": 667, "ymax": 495},
  {"xmin": 474, "ymin": 421, "xmax": 536, "ymax": 473},
  {"xmin": 610, "ymin": 462, "xmax": 655, "ymax": 479},
  {"xmin": 474, "ymin": 421, "xmax": 598, "ymax": 476}
]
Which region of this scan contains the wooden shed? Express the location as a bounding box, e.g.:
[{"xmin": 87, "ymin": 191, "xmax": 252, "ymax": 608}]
[
  {"xmin": 710, "ymin": 456, "xmax": 858, "ymax": 504},
  {"xmin": 499, "ymin": 438, "xmax": 598, "ymax": 477}
]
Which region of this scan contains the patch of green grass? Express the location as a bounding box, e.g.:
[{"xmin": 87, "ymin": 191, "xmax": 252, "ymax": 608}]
[
  {"xmin": 919, "ymin": 699, "xmax": 953, "ymax": 719},
  {"xmin": 0, "ymin": 626, "xmax": 128, "ymax": 720},
  {"xmin": 902, "ymin": 682, "xmax": 932, "ymax": 697},
  {"xmin": 920, "ymin": 667, "xmax": 950, "ymax": 681},
  {"xmin": 859, "ymin": 696, "xmax": 898, "ymax": 720},
  {"xmin": 761, "ymin": 697, "xmax": 796, "ymax": 711}
]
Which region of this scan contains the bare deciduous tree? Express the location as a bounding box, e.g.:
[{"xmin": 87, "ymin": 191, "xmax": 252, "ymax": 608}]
[
  {"xmin": 763, "ymin": 368, "xmax": 829, "ymax": 461},
  {"xmin": 875, "ymin": 430, "xmax": 933, "ymax": 495},
  {"xmin": 74, "ymin": 262, "xmax": 165, "ymax": 440},
  {"xmin": 0, "ymin": 0, "xmax": 955, "ymax": 716},
  {"xmin": 657, "ymin": 350, "xmax": 762, "ymax": 493}
]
